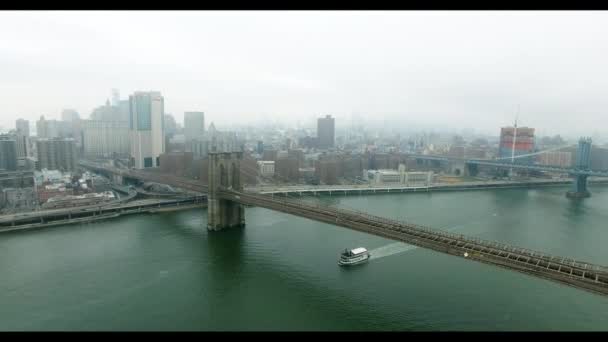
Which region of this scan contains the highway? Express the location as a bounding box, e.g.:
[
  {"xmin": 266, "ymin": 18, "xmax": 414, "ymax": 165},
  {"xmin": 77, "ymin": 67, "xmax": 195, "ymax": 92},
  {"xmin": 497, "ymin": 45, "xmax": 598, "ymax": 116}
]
[{"xmin": 245, "ymin": 178, "xmax": 608, "ymax": 195}]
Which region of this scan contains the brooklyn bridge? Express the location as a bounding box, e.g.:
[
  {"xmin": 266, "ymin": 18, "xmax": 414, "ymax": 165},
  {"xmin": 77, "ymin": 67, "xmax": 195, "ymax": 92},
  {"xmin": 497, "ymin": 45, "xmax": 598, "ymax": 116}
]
[{"xmin": 78, "ymin": 140, "xmax": 608, "ymax": 298}]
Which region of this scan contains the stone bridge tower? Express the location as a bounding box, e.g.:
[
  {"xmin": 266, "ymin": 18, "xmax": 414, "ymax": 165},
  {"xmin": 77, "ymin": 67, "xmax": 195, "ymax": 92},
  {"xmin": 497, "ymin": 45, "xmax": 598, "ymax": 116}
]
[
  {"xmin": 567, "ymin": 137, "xmax": 592, "ymax": 198},
  {"xmin": 207, "ymin": 152, "xmax": 245, "ymax": 230}
]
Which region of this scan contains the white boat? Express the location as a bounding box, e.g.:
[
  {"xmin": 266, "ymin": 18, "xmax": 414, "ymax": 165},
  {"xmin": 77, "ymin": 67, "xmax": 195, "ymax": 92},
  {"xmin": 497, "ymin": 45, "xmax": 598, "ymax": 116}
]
[{"xmin": 338, "ymin": 247, "xmax": 370, "ymax": 266}]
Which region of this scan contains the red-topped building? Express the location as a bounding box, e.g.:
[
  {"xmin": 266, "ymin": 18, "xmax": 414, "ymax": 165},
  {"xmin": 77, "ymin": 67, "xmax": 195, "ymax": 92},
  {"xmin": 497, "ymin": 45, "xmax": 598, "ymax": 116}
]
[{"xmin": 499, "ymin": 126, "xmax": 535, "ymax": 163}]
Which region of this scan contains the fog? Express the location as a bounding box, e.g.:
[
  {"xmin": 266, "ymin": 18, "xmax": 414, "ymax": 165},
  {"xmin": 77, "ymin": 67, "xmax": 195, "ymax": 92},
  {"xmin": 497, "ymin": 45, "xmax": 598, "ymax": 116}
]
[{"xmin": 1, "ymin": 11, "xmax": 607, "ymax": 139}]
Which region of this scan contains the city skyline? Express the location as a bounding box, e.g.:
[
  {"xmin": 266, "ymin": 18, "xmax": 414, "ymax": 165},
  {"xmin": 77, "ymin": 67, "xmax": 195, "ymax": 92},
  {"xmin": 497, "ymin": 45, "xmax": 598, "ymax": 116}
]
[{"xmin": 2, "ymin": 11, "xmax": 608, "ymax": 138}]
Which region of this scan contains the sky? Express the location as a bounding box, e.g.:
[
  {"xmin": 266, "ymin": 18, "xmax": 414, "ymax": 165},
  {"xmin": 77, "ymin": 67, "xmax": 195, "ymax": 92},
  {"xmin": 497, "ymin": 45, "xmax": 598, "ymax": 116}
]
[{"xmin": 1, "ymin": 11, "xmax": 607, "ymax": 139}]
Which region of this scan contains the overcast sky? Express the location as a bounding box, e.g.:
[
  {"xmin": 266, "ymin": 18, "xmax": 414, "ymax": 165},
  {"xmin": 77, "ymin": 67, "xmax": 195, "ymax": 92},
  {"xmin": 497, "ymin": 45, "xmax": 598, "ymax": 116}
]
[{"xmin": 1, "ymin": 11, "xmax": 607, "ymax": 138}]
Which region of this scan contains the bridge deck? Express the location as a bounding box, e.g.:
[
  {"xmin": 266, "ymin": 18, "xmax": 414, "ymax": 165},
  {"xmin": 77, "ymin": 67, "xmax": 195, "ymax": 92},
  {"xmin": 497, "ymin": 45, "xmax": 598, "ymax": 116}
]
[{"xmin": 221, "ymin": 190, "xmax": 608, "ymax": 297}]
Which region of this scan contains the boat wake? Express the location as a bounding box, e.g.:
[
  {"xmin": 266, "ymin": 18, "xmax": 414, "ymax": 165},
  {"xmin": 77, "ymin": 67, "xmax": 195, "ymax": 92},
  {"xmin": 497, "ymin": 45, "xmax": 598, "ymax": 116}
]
[
  {"xmin": 368, "ymin": 213, "xmax": 499, "ymax": 261},
  {"xmin": 368, "ymin": 242, "xmax": 417, "ymax": 260}
]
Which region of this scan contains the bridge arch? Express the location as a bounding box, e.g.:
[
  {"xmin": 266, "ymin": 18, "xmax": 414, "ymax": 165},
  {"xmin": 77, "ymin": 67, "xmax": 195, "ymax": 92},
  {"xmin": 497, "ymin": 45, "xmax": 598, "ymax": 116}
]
[
  {"xmin": 231, "ymin": 162, "xmax": 239, "ymax": 189},
  {"xmin": 208, "ymin": 152, "xmax": 245, "ymax": 231},
  {"xmin": 220, "ymin": 164, "xmax": 228, "ymax": 188}
]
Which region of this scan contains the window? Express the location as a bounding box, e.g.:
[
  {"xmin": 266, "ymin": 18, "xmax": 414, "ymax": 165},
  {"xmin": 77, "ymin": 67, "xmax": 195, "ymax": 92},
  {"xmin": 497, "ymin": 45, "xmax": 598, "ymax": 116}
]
[{"xmin": 144, "ymin": 157, "xmax": 153, "ymax": 168}]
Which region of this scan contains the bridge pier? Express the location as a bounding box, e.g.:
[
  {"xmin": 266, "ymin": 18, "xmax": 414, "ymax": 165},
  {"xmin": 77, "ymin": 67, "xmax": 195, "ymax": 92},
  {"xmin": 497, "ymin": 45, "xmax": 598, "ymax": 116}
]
[
  {"xmin": 567, "ymin": 175, "xmax": 591, "ymax": 198},
  {"xmin": 207, "ymin": 152, "xmax": 245, "ymax": 231},
  {"xmin": 567, "ymin": 138, "xmax": 592, "ymax": 199}
]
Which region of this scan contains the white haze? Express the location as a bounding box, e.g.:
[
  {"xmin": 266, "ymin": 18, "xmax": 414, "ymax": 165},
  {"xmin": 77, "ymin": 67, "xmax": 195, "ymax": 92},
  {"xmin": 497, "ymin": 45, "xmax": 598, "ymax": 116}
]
[{"xmin": 0, "ymin": 11, "xmax": 607, "ymax": 139}]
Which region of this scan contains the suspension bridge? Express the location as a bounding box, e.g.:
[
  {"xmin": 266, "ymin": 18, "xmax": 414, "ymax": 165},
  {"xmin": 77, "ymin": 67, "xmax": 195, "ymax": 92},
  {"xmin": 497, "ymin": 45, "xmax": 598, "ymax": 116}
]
[
  {"xmin": 77, "ymin": 138, "xmax": 608, "ymax": 297},
  {"xmin": 407, "ymin": 138, "xmax": 608, "ymax": 198}
]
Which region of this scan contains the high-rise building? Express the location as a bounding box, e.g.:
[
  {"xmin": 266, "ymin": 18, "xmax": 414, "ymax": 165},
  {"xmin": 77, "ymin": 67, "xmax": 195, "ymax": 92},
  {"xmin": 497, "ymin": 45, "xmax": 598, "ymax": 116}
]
[
  {"xmin": 36, "ymin": 138, "xmax": 77, "ymax": 171},
  {"xmin": 15, "ymin": 119, "xmax": 31, "ymax": 158},
  {"xmin": 317, "ymin": 115, "xmax": 335, "ymax": 149},
  {"xmin": 16, "ymin": 119, "xmax": 30, "ymax": 137},
  {"xmin": 111, "ymin": 89, "xmax": 120, "ymax": 107},
  {"xmin": 0, "ymin": 135, "xmax": 18, "ymax": 171},
  {"xmin": 164, "ymin": 113, "xmax": 177, "ymax": 136},
  {"xmin": 184, "ymin": 111, "xmax": 205, "ymax": 141},
  {"xmin": 129, "ymin": 91, "xmax": 165, "ymax": 168},
  {"xmin": 91, "ymin": 99, "xmax": 123, "ymax": 122},
  {"xmin": 61, "ymin": 109, "xmax": 80, "ymax": 122},
  {"xmin": 36, "ymin": 116, "xmax": 61, "ymax": 139},
  {"xmin": 118, "ymin": 100, "xmax": 130, "ymax": 122},
  {"xmin": 13, "ymin": 133, "xmax": 28, "ymax": 159},
  {"xmin": 82, "ymin": 120, "xmax": 130, "ymax": 158},
  {"xmin": 498, "ymin": 125, "xmax": 535, "ymax": 164}
]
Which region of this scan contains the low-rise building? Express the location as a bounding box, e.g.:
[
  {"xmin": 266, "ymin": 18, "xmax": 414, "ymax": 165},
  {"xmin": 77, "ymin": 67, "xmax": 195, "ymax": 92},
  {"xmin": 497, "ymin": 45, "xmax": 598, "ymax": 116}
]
[
  {"xmin": 367, "ymin": 164, "xmax": 433, "ymax": 186},
  {"xmin": 0, "ymin": 171, "xmax": 35, "ymax": 188},
  {"xmin": 1, "ymin": 187, "xmax": 37, "ymax": 210},
  {"xmin": 257, "ymin": 161, "xmax": 275, "ymax": 177},
  {"xmin": 538, "ymin": 151, "xmax": 573, "ymax": 168},
  {"xmin": 42, "ymin": 191, "xmax": 115, "ymax": 209},
  {"xmin": 37, "ymin": 183, "xmax": 73, "ymax": 204},
  {"xmin": 368, "ymin": 169, "xmax": 402, "ymax": 185}
]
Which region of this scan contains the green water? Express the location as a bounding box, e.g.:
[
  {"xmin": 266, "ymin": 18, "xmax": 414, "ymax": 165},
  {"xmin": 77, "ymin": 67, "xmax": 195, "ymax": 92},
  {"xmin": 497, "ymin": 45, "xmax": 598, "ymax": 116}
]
[{"xmin": 1, "ymin": 185, "xmax": 608, "ymax": 331}]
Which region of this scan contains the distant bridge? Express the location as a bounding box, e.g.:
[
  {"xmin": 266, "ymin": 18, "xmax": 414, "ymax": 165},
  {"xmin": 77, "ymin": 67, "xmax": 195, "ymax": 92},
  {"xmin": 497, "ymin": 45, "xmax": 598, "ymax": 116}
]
[
  {"xmin": 77, "ymin": 148, "xmax": 608, "ymax": 297},
  {"xmin": 406, "ymin": 138, "xmax": 606, "ymax": 198}
]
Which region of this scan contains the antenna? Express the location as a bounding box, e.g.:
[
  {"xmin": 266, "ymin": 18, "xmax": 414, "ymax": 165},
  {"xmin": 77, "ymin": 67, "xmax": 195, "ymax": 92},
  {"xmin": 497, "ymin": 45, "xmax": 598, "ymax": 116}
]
[{"xmin": 510, "ymin": 105, "xmax": 520, "ymax": 176}]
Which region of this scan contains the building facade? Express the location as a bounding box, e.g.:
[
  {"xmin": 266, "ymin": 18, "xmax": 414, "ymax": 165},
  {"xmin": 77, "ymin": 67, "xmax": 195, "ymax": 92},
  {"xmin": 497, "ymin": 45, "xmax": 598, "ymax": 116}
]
[
  {"xmin": 61, "ymin": 109, "xmax": 80, "ymax": 122},
  {"xmin": 16, "ymin": 119, "xmax": 30, "ymax": 137},
  {"xmin": 538, "ymin": 151, "xmax": 573, "ymax": 168},
  {"xmin": 159, "ymin": 152, "xmax": 193, "ymax": 177},
  {"xmin": 129, "ymin": 91, "xmax": 165, "ymax": 168},
  {"xmin": 37, "ymin": 116, "xmax": 57, "ymax": 139},
  {"xmin": 184, "ymin": 112, "xmax": 205, "ymax": 141},
  {"xmin": 36, "ymin": 138, "xmax": 78, "ymax": 171},
  {"xmin": 1, "ymin": 187, "xmax": 37, "ymax": 210},
  {"xmin": 257, "ymin": 161, "xmax": 275, "ymax": 177},
  {"xmin": 0, "ymin": 135, "xmax": 18, "ymax": 171},
  {"xmin": 82, "ymin": 120, "xmax": 130, "ymax": 158},
  {"xmin": 317, "ymin": 115, "xmax": 335, "ymax": 149},
  {"xmin": 499, "ymin": 126, "xmax": 535, "ymax": 164}
]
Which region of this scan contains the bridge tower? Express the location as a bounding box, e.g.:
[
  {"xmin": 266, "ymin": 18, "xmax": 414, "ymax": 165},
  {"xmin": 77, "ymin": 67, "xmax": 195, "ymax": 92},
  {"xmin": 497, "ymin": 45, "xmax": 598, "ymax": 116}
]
[
  {"xmin": 566, "ymin": 137, "xmax": 592, "ymax": 198},
  {"xmin": 207, "ymin": 152, "xmax": 245, "ymax": 230}
]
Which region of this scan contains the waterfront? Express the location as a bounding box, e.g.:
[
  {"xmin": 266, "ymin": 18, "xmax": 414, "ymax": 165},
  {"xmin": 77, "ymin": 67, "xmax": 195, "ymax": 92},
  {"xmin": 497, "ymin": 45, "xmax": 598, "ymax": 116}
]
[{"xmin": 1, "ymin": 185, "xmax": 608, "ymax": 330}]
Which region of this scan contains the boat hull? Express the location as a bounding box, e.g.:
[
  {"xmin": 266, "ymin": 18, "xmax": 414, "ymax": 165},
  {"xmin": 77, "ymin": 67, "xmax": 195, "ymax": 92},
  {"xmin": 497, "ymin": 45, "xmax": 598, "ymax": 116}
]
[{"xmin": 338, "ymin": 254, "xmax": 370, "ymax": 266}]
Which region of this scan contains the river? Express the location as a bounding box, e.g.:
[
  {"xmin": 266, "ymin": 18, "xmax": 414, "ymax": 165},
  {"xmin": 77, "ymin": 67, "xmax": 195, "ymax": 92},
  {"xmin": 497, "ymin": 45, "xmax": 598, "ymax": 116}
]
[{"xmin": 1, "ymin": 185, "xmax": 608, "ymax": 330}]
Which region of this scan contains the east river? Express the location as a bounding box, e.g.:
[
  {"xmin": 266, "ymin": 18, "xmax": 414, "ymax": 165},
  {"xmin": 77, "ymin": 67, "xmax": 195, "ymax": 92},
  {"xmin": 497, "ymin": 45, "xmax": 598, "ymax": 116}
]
[{"xmin": 2, "ymin": 185, "xmax": 608, "ymax": 330}]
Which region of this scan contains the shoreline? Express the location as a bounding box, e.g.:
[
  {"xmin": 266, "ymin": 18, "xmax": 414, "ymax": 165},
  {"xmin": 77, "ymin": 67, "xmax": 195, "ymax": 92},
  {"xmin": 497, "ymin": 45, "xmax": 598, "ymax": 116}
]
[
  {"xmin": 0, "ymin": 203, "xmax": 206, "ymax": 234},
  {"xmin": 3, "ymin": 179, "xmax": 607, "ymax": 233},
  {"xmin": 254, "ymin": 179, "xmax": 608, "ymax": 197}
]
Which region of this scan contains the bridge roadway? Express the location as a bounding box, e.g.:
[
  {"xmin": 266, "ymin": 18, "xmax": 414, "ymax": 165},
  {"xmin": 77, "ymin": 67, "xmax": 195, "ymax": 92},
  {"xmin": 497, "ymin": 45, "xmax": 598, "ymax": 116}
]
[
  {"xmin": 79, "ymin": 160, "xmax": 208, "ymax": 193},
  {"xmin": 0, "ymin": 196, "xmax": 206, "ymax": 227},
  {"xmin": 467, "ymin": 159, "xmax": 608, "ymax": 177},
  {"xmin": 404, "ymin": 153, "xmax": 608, "ymax": 177},
  {"xmin": 245, "ymin": 178, "xmax": 608, "ymax": 196},
  {"xmin": 221, "ymin": 189, "xmax": 608, "ymax": 297}
]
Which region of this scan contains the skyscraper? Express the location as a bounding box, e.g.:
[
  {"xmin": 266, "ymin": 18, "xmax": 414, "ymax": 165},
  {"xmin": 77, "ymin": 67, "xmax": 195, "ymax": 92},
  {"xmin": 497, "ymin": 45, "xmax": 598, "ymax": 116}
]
[
  {"xmin": 15, "ymin": 119, "xmax": 30, "ymax": 158},
  {"xmin": 61, "ymin": 109, "xmax": 80, "ymax": 122},
  {"xmin": 111, "ymin": 89, "xmax": 120, "ymax": 107},
  {"xmin": 317, "ymin": 115, "xmax": 335, "ymax": 149},
  {"xmin": 36, "ymin": 138, "xmax": 77, "ymax": 171},
  {"xmin": 129, "ymin": 91, "xmax": 165, "ymax": 168},
  {"xmin": 499, "ymin": 125, "xmax": 535, "ymax": 164},
  {"xmin": 164, "ymin": 113, "xmax": 178, "ymax": 136},
  {"xmin": 36, "ymin": 116, "xmax": 56, "ymax": 138},
  {"xmin": 0, "ymin": 135, "xmax": 18, "ymax": 171},
  {"xmin": 82, "ymin": 120, "xmax": 130, "ymax": 158},
  {"xmin": 16, "ymin": 119, "xmax": 30, "ymax": 137},
  {"xmin": 184, "ymin": 111, "xmax": 205, "ymax": 141}
]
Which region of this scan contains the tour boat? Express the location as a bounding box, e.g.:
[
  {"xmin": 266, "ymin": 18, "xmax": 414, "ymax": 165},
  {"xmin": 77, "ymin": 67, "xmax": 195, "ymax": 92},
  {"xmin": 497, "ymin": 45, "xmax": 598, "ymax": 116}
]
[{"xmin": 338, "ymin": 247, "xmax": 370, "ymax": 266}]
